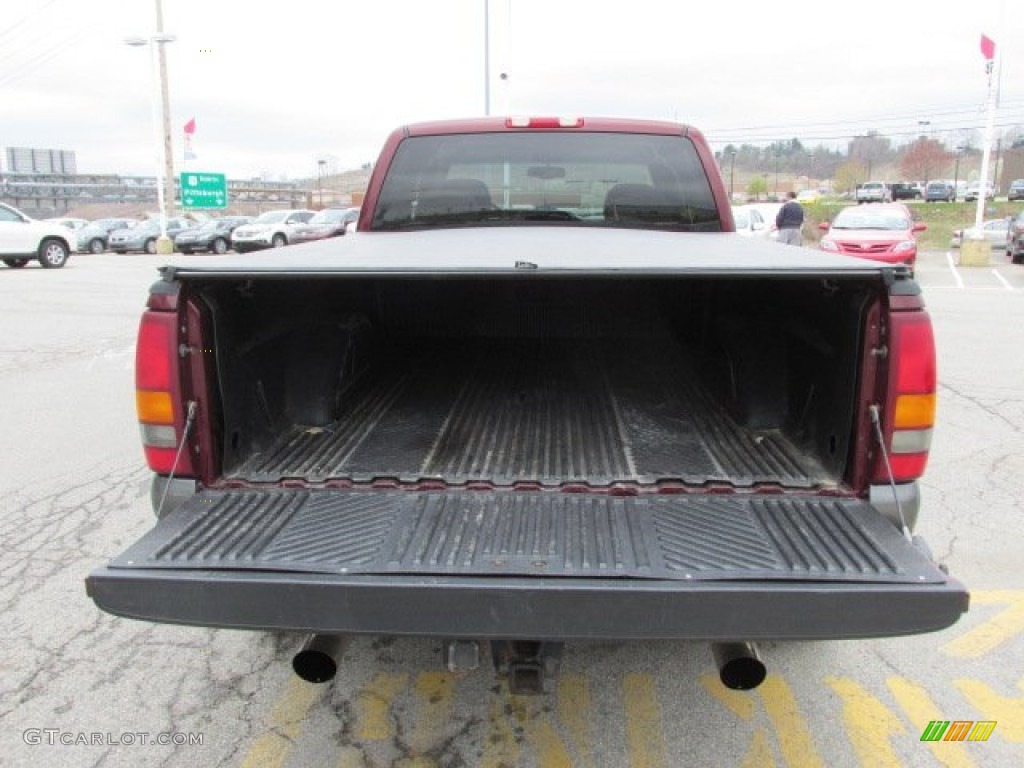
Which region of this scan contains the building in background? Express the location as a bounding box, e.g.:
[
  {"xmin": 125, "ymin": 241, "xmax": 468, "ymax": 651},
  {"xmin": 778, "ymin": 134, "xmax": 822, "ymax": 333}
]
[{"xmin": 5, "ymin": 147, "xmax": 77, "ymax": 175}]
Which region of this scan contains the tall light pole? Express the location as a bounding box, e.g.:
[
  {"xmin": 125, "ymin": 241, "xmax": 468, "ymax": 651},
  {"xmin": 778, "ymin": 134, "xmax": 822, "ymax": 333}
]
[
  {"xmin": 125, "ymin": 30, "xmax": 176, "ymax": 253},
  {"xmin": 727, "ymin": 149, "xmax": 736, "ymax": 198},
  {"xmin": 483, "ymin": 0, "xmax": 491, "ymax": 115},
  {"xmin": 317, "ymin": 160, "xmax": 326, "ymax": 208},
  {"xmin": 953, "ymin": 145, "xmax": 965, "ymax": 200}
]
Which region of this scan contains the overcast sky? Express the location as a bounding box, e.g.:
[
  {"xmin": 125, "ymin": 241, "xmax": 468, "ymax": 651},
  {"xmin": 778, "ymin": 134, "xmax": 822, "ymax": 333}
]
[{"xmin": 3, "ymin": 0, "xmax": 1021, "ymax": 180}]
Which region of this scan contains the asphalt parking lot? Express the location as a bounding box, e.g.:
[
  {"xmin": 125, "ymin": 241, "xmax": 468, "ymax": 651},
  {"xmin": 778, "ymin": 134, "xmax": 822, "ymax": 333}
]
[{"xmin": 1, "ymin": 249, "xmax": 1022, "ymax": 767}]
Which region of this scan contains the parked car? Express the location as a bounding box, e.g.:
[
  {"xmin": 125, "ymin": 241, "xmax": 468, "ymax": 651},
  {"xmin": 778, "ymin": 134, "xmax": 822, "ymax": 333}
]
[
  {"xmin": 1006, "ymin": 211, "xmax": 1024, "ymax": 263},
  {"xmin": 964, "ymin": 182, "xmax": 996, "ymax": 202},
  {"xmin": 855, "ymin": 181, "xmax": 892, "ymax": 203},
  {"xmin": 230, "ymin": 209, "xmax": 316, "ymax": 252},
  {"xmin": 76, "ymin": 218, "xmax": 137, "ymax": 254},
  {"xmin": 108, "ymin": 218, "xmax": 192, "ymax": 254},
  {"xmin": 890, "ymin": 182, "xmax": 921, "ymax": 201},
  {"xmin": 731, "ymin": 204, "xmax": 773, "ymax": 238},
  {"xmin": 1008, "ymin": 180, "xmax": 1024, "ymax": 202},
  {"xmin": 289, "ymin": 208, "xmax": 360, "ymax": 244},
  {"xmin": 950, "ymin": 218, "xmax": 1009, "ymax": 249},
  {"xmin": 174, "ymin": 216, "xmax": 253, "ymax": 254},
  {"xmin": 45, "ymin": 217, "xmax": 90, "ymax": 231},
  {"xmin": 818, "ymin": 203, "xmax": 925, "ymax": 270},
  {"xmin": 924, "ymin": 181, "xmax": 955, "ymax": 203},
  {"xmin": 0, "ymin": 201, "xmax": 77, "ymax": 268},
  {"xmin": 795, "ymin": 189, "xmax": 822, "ymax": 205}
]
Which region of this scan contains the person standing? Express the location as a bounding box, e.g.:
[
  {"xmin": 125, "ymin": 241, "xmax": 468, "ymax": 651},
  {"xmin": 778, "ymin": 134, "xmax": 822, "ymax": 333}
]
[{"xmin": 775, "ymin": 191, "xmax": 804, "ymax": 246}]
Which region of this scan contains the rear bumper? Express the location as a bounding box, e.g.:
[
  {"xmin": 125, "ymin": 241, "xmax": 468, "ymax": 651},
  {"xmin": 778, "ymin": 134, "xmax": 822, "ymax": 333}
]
[{"xmin": 86, "ymin": 568, "xmax": 967, "ymax": 641}]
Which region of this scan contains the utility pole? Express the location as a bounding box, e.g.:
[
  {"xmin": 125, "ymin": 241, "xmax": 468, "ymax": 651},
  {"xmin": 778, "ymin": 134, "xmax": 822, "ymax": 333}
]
[
  {"xmin": 155, "ymin": 0, "xmax": 175, "ymax": 229},
  {"xmin": 483, "ymin": 0, "xmax": 490, "ymax": 115}
]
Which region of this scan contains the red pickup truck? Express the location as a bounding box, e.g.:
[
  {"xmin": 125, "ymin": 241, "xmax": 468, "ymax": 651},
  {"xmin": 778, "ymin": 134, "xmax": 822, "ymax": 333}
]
[{"xmin": 88, "ymin": 117, "xmax": 967, "ymax": 694}]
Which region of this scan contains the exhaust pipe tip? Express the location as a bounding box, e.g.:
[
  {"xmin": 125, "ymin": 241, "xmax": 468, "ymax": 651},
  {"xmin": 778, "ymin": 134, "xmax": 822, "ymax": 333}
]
[
  {"xmin": 712, "ymin": 642, "xmax": 766, "ymax": 691},
  {"xmin": 293, "ymin": 634, "xmax": 346, "ymax": 684}
]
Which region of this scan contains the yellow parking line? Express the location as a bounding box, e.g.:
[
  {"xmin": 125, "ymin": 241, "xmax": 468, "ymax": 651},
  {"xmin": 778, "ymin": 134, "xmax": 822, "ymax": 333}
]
[
  {"xmin": 825, "ymin": 676, "xmax": 904, "ymax": 768},
  {"xmin": 557, "ymin": 674, "xmax": 594, "ymax": 768},
  {"xmin": 943, "ymin": 590, "xmax": 1024, "ymax": 659},
  {"xmin": 509, "ymin": 693, "xmax": 573, "ymax": 768},
  {"xmin": 887, "ymin": 677, "xmax": 976, "ymax": 768},
  {"xmin": 480, "ymin": 684, "xmax": 520, "ymax": 768},
  {"xmin": 239, "ymin": 677, "xmax": 323, "ymax": 768},
  {"xmin": 410, "ymin": 672, "xmax": 456, "ymax": 755},
  {"xmin": 740, "ymin": 729, "xmax": 776, "ymax": 768},
  {"xmin": 954, "ymin": 676, "xmax": 1024, "ymax": 742},
  {"xmin": 700, "ymin": 672, "xmax": 756, "ymax": 721},
  {"xmin": 623, "ymin": 673, "xmax": 667, "ymax": 768},
  {"xmin": 355, "ymin": 672, "xmax": 409, "ymax": 741},
  {"xmin": 758, "ymin": 675, "xmax": 824, "ymax": 768}
]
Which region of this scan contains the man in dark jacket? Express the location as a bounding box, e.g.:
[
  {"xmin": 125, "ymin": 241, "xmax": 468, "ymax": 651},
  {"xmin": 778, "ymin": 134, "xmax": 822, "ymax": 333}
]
[{"xmin": 775, "ymin": 191, "xmax": 804, "ymax": 246}]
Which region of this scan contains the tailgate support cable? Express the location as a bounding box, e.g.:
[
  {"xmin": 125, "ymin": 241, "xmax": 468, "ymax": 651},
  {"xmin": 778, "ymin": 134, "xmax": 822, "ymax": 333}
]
[
  {"xmin": 868, "ymin": 404, "xmax": 912, "ymax": 542},
  {"xmin": 156, "ymin": 400, "xmax": 197, "ymax": 518}
]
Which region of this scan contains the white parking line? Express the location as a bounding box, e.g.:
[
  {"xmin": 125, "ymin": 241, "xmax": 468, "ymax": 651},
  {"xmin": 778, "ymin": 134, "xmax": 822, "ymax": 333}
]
[
  {"xmin": 945, "ymin": 252, "xmax": 964, "ymax": 289},
  {"xmin": 991, "ymin": 269, "xmax": 1015, "ymax": 291}
]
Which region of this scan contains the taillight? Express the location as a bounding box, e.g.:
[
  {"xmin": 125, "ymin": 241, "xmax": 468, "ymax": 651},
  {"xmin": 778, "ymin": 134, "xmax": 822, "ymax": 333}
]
[
  {"xmin": 873, "ymin": 310, "xmax": 936, "ymax": 483},
  {"xmin": 136, "ymin": 310, "xmax": 194, "ymax": 476}
]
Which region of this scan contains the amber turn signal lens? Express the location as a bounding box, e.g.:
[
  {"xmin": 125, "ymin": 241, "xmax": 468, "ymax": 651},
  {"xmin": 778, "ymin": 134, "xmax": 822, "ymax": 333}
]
[
  {"xmin": 894, "ymin": 393, "xmax": 936, "ymax": 430},
  {"xmin": 136, "ymin": 390, "xmax": 174, "ymax": 424}
]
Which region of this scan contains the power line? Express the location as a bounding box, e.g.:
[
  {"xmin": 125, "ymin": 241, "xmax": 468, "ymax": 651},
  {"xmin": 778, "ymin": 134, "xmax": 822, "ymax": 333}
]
[
  {"xmin": 0, "ymin": 0, "xmax": 61, "ymax": 42},
  {"xmin": 706, "ymin": 99, "xmax": 1024, "ymax": 140}
]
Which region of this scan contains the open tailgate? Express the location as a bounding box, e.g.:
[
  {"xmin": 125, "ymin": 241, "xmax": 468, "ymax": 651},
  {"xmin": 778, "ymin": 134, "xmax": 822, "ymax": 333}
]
[{"xmin": 87, "ymin": 488, "xmax": 967, "ymax": 640}]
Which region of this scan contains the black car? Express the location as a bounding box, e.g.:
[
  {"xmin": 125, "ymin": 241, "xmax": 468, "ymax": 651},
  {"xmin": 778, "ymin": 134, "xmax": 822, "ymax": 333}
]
[
  {"xmin": 890, "ymin": 182, "xmax": 921, "ymax": 200},
  {"xmin": 173, "ymin": 216, "xmax": 253, "ymax": 254},
  {"xmin": 1008, "ymin": 180, "xmax": 1024, "ymax": 202}
]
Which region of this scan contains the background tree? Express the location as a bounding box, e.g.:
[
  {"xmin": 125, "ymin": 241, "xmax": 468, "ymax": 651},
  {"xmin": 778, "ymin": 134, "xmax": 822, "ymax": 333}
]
[
  {"xmin": 899, "ymin": 138, "xmax": 953, "ymax": 183},
  {"xmin": 746, "ymin": 175, "xmax": 768, "ymax": 200},
  {"xmin": 834, "ymin": 160, "xmax": 868, "ymax": 194}
]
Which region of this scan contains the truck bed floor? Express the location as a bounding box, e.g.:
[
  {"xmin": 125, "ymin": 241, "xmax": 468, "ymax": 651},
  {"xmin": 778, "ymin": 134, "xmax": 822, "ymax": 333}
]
[{"xmin": 228, "ymin": 340, "xmax": 829, "ymax": 487}]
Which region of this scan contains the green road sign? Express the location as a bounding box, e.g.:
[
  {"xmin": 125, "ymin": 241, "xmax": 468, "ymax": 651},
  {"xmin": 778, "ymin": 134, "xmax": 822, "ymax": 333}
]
[{"xmin": 180, "ymin": 172, "xmax": 227, "ymax": 209}]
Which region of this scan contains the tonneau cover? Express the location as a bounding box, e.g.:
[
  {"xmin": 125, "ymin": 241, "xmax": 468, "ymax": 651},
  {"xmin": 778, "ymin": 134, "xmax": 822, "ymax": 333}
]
[{"xmin": 160, "ymin": 228, "xmax": 899, "ymax": 278}]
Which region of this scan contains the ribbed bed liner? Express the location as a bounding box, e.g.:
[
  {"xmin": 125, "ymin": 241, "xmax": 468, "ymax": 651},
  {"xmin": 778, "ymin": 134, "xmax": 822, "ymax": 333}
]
[
  {"xmin": 229, "ymin": 341, "xmax": 829, "ymax": 487},
  {"xmin": 112, "ymin": 489, "xmax": 943, "ymax": 584}
]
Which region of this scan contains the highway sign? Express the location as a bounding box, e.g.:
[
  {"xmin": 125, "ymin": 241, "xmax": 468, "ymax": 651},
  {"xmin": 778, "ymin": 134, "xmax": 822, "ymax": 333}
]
[{"xmin": 180, "ymin": 172, "xmax": 227, "ymax": 209}]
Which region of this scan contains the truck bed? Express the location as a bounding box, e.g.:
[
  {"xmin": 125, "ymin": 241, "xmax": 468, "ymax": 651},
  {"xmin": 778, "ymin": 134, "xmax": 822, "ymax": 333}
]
[{"xmin": 228, "ymin": 339, "xmax": 826, "ymax": 487}]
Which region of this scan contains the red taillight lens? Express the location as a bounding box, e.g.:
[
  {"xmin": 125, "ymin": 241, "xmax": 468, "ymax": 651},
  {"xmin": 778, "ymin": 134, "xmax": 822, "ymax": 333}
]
[
  {"xmin": 136, "ymin": 311, "xmax": 193, "ymax": 476},
  {"xmin": 873, "ymin": 310, "xmax": 936, "ymax": 483},
  {"xmin": 136, "ymin": 312, "xmax": 175, "ymax": 390}
]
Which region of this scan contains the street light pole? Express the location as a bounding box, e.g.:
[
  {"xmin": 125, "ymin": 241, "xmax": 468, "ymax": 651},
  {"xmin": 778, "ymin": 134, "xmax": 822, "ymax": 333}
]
[
  {"xmin": 954, "ymin": 145, "xmax": 965, "ymax": 201},
  {"xmin": 483, "ymin": 0, "xmax": 491, "ymax": 115},
  {"xmin": 728, "ymin": 150, "xmax": 736, "ymax": 199},
  {"xmin": 317, "ymin": 160, "xmax": 326, "ymax": 208},
  {"xmin": 125, "ymin": 32, "xmax": 176, "ymax": 252},
  {"xmin": 155, "ymin": 0, "xmax": 175, "ymax": 234}
]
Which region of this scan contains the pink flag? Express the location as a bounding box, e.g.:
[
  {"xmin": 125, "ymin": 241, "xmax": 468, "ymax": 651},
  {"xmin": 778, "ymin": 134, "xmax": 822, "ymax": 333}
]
[
  {"xmin": 184, "ymin": 117, "xmax": 196, "ymax": 135},
  {"xmin": 980, "ymin": 34, "xmax": 995, "ymax": 61}
]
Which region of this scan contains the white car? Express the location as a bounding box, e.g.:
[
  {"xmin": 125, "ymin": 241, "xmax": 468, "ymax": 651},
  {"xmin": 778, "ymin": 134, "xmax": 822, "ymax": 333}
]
[
  {"xmin": 732, "ymin": 203, "xmax": 782, "ymax": 239},
  {"xmin": 732, "ymin": 204, "xmax": 773, "ymax": 239},
  {"xmin": 856, "ymin": 182, "xmax": 892, "ymax": 204},
  {"xmin": 0, "ymin": 202, "xmax": 78, "ymax": 268},
  {"xmin": 230, "ymin": 209, "xmax": 316, "ymax": 252},
  {"xmin": 950, "ymin": 218, "xmax": 1009, "ymax": 249}
]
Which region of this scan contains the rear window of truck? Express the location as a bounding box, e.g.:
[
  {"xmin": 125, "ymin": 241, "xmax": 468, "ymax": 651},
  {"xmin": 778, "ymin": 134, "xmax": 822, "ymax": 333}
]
[{"xmin": 371, "ymin": 132, "xmax": 721, "ymax": 232}]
